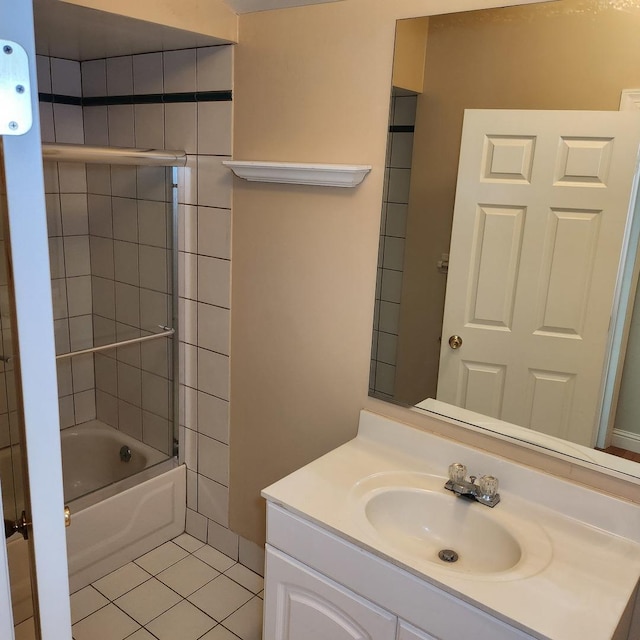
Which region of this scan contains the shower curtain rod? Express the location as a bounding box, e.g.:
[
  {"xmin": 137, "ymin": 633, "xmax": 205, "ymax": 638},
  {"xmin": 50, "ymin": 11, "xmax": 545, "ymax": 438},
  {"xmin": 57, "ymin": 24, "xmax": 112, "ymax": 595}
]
[{"xmin": 41, "ymin": 143, "xmax": 187, "ymax": 167}]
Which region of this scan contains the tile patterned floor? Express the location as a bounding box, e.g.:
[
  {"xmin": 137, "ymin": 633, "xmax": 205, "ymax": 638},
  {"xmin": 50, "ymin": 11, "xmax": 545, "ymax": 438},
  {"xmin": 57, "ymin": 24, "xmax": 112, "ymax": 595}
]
[{"xmin": 14, "ymin": 534, "xmax": 264, "ymax": 640}]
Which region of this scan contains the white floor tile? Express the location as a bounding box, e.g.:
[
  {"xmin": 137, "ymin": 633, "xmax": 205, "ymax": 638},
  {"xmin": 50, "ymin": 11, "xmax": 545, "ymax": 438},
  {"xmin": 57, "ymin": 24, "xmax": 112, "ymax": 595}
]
[
  {"xmin": 172, "ymin": 532, "xmax": 205, "ymax": 553},
  {"xmin": 72, "ymin": 603, "xmax": 139, "ymax": 640},
  {"xmin": 146, "ymin": 600, "xmax": 216, "ymax": 640},
  {"xmin": 187, "ymin": 574, "xmax": 253, "ymax": 622},
  {"xmin": 225, "ymin": 564, "xmax": 264, "ymax": 594},
  {"xmin": 114, "ymin": 578, "xmax": 181, "ymax": 625},
  {"xmin": 70, "ymin": 585, "xmax": 109, "ymax": 624},
  {"xmin": 193, "ymin": 544, "xmax": 236, "ymax": 573},
  {"xmin": 92, "ymin": 562, "xmax": 151, "ymax": 600},
  {"xmin": 223, "ymin": 597, "xmax": 263, "ymax": 640},
  {"xmin": 200, "ymin": 625, "xmax": 240, "ymax": 640},
  {"xmin": 134, "ymin": 541, "xmax": 189, "ymax": 575},
  {"xmin": 156, "ymin": 554, "xmax": 219, "ymax": 597}
]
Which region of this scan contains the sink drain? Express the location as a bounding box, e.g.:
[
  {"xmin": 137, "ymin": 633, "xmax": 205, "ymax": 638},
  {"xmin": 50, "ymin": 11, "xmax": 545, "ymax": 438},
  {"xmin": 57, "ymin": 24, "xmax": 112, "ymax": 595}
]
[{"xmin": 438, "ymin": 549, "xmax": 459, "ymax": 563}]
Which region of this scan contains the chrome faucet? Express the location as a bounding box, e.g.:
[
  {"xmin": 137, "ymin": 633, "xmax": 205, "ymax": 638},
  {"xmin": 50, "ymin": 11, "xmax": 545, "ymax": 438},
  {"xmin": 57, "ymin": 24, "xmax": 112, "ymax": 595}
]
[{"xmin": 444, "ymin": 463, "xmax": 500, "ymax": 507}]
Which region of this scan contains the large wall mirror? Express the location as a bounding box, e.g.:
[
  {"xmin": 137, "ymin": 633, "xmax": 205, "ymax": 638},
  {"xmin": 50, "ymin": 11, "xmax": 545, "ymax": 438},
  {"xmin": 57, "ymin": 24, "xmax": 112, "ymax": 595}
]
[{"xmin": 369, "ymin": 0, "xmax": 640, "ymax": 478}]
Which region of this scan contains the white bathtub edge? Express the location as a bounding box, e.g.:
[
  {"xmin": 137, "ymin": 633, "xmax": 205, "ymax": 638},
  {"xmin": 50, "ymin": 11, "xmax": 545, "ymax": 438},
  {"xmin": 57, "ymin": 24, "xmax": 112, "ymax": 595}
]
[{"xmin": 66, "ymin": 464, "xmax": 186, "ymax": 592}]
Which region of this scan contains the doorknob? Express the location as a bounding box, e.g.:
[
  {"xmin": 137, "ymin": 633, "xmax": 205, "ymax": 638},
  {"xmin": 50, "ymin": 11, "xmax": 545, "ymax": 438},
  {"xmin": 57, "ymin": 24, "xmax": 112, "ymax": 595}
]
[
  {"xmin": 64, "ymin": 506, "xmax": 71, "ymax": 527},
  {"xmin": 448, "ymin": 335, "xmax": 463, "ymax": 350}
]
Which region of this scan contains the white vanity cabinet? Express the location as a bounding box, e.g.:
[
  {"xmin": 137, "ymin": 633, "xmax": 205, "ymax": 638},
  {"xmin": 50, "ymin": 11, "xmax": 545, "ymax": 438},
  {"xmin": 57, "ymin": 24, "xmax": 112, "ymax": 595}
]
[{"xmin": 264, "ymin": 503, "xmax": 537, "ymax": 640}]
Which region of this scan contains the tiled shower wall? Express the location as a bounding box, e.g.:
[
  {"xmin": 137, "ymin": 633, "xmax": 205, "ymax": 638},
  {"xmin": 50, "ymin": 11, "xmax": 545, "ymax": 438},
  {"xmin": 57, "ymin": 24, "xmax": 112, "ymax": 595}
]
[
  {"xmin": 370, "ymin": 92, "xmax": 417, "ymax": 399},
  {"xmin": 38, "ymin": 56, "xmax": 97, "ymax": 429},
  {"xmin": 76, "ymin": 48, "xmax": 248, "ymax": 560}
]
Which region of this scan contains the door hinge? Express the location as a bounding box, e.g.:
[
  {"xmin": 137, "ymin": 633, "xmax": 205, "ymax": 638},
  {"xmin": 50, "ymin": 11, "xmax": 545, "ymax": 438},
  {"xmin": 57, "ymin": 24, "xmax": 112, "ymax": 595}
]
[{"xmin": 0, "ymin": 40, "xmax": 33, "ymax": 136}]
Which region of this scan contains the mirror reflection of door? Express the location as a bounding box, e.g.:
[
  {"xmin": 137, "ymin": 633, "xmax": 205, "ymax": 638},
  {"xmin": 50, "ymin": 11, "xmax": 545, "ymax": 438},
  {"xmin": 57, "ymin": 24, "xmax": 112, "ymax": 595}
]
[
  {"xmin": 436, "ymin": 109, "xmax": 640, "ymax": 447},
  {"xmin": 369, "ymin": 0, "xmax": 640, "ymax": 461}
]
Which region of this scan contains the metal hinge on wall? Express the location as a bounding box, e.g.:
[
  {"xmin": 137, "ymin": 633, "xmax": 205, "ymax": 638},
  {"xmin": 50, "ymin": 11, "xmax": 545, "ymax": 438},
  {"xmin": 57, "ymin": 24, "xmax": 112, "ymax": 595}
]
[{"xmin": 0, "ymin": 40, "xmax": 32, "ymax": 136}]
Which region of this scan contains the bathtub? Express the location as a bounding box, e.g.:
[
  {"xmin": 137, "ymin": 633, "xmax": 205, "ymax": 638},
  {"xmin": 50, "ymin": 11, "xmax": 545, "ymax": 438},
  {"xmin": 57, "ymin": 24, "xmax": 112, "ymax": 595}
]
[{"xmin": 5, "ymin": 419, "xmax": 185, "ymax": 607}]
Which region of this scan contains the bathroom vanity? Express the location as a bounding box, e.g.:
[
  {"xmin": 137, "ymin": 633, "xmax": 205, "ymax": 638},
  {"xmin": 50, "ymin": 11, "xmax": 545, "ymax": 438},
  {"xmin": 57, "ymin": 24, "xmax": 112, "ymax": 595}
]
[{"xmin": 262, "ymin": 411, "xmax": 640, "ymax": 640}]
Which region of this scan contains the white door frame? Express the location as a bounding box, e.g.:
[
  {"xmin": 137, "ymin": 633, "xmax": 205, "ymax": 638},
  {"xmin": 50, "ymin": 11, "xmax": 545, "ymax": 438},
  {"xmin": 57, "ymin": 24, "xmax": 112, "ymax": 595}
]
[{"xmin": 0, "ymin": 0, "xmax": 72, "ymax": 637}]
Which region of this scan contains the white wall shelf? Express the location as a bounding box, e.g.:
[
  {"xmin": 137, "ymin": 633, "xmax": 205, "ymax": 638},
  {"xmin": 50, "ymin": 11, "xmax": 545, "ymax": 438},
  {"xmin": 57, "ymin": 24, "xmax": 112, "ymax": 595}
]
[{"xmin": 222, "ymin": 160, "xmax": 372, "ymax": 188}]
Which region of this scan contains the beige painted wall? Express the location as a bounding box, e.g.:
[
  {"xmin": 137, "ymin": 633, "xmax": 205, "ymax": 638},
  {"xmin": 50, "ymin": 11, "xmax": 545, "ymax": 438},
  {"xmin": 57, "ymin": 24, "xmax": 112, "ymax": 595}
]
[
  {"xmin": 395, "ymin": 1, "xmax": 640, "ymax": 405},
  {"xmin": 60, "ymin": 0, "xmax": 238, "ymax": 42},
  {"xmin": 229, "ymin": 0, "xmax": 640, "ymax": 545},
  {"xmin": 392, "ymin": 17, "xmax": 429, "ymax": 94}
]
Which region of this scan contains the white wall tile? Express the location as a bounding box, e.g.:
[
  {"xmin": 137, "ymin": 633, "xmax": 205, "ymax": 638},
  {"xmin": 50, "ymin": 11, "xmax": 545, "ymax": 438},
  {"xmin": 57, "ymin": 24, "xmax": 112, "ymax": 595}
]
[
  {"xmin": 67, "ymin": 275, "xmax": 93, "ymax": 317},
  {"xmin": 95, "ymin": 354, "xmax": 117, "ymax": 396},
  {"xmin": 133, "ymin": 53, "xmax": 163, "ymax": 95},
  {"xmin": 380, "ymin": 268, "xmax": 403, "ymax": 304},
  {"xmin": 81, "ymin": 59, "xmax": 107, "ymax": 97},
  {"xmin": 163, "ymin": 50, "xmax": 197, "ymax": 94},
  {"xmin": 180, "ymin": 298, "xmax": 197, "ymax": 346},
  {"xmin": 143, "ymin": 411, "xmax": 170, "ymax": 454},
  {"xmin": 46, "ymin": 193, "xmax": 63, "ymax": 236},
  {"xmin": 51, "ymin": 278, "xmax": 68, "ymax": 320},
  {"xmin": 64, "ymin": 236, "xmax": 91, "ymax": 277},
  {"xmin": 182, "ymin": 385, "xmax": 197, "ymax": 431},
  {"xmin": 54, "ymin": 319, "xmax": 70, "ymax": 354},
  {"xmin": 197, "ymin": 475, "xmax": 228, "ymax": 527},
  {"xmin": 142, "ymin": 372, "xmax": 169, "ymax": 419},
  {"xmin": 59, "ymin": 395, "xmax": 75, "ymax": 428},
  {"xmin": 71, "ymin": 353, "xmax": 95, "ymax": 392},
  {"xmin": 382, "ymin": 236, "xmax": 405, "ymax": 271},
  {"xmin": 196, "ymin": 207, "xmax": 230, "ymax": 259},
  {"xmin": 112, "ymin": 197, "xmax": 138, "ymax": 242},
  {"xmin": 90, "ymin": 237, "xmax": 115, "ymax": 280},
  {"xmin": 106, "ymin": 56, "xmax": 134, "ymax": 96},
  {"xmin": 196, "ymin": 392, "xmax": 228, "ymax": 444},
  {"xmin": 114, "ymin": 241, "xmax": 139, "ymax": 286},
  {"xmin": 139, "ymin": 246, "xmax": 168, "ymax": 293},
  {"xmin": 92, "ymin": 277, "xmax": 115, "ymax": 320},
  {"xmin": 140, "ymin": 288, "xmax": 169, "ymax": 330},
  {"xmin": 196, "ymin": 46, "xmax": 233, "ymax": 92},
  {"xmin": 141, "ymin": 340, "xmax": 169, "ymax": 378},
  {"xmin": 197, "ymin": 102, "xmax": 232, "ymax": 156},
  {"xmin": 58, "ymin": 163, "xmax": 87, "ymax": 193},
  {"xmin": 39, "ymin": 103, "xmax": 55, "ymax": 143},
  {"xmin": 111, "ymin": 166, "xmax": 137, "ymax": 199},
  {"xmin": 137, "ymin": 166, "xmax": 167, "ymax": 202},
  {"xmin": 60, "ymin": 194, "xmax": 89, "ymax": 236},
  {"xmin": 57, "ymin": 360, "xmax": 73, "ymax": 397},
  {"xmin": 179, "ymin": 252, "xmax": 197, "ymax": 300},
  {"xmin": 378, "ymin": 301, "xmax": 400, "ymax": 335},
  {"xmin": 196, "ymin": 156, "xmax": 232, "ymax": 209},
  {"xmin": 197, "ymin": 256, "xmax": 229, "ymax": 308},
  {"xmin": 88, "ymin": 194, "xmax": 113, "ymax": 237},
  {"xmin": 197, "ymin": 434, "xmax": 228, "ymax": 486},
  {"xmin": 183, "ymin": 426, "xmax": 197, "ymax": 471},
  {"xmin": 84, "ymin": 107, "xmax": 109, "ymax": 146},
  {"xmin": 179, "ymin": 205, "xmax": 197, "ymax": 254},
  {"xmin": 108, "ymin": 105, "xmax": 135, "ymax": 148},
  {"xmin": 138, "ymin": 200, "xmax": 167, "ymax": 248},
  {"xmin": 115, "ymin": 283, "xmax": 140, "ymax": 328},
  {"xmin": 117, "ymin": 362, "xmax": 141, "ymax": 406},
  {"xmin": 238, "ymin": 538, "xmax": 265, "ymax": 577},
  {"xmin": 135, "ymin": 104, "xmax": 165, "ymax": 150},
  {"xmin": 119, "ymin": 401, "xmax": 142, "ymax": 439},
  {"xmin": 206, "ymin": 520, "xmax": 238, "ymax": 560},
  {"xmin": 187, "ymin": 470, "xmax": 198, "ymax": 510},
  {"xmin": 36, "ymin": 55, "xmax": 51, "ymax": 93},
  {"xmin": 93, "ymin": 316, "xmax": 116, "ymax": 347},
  {"xmin": 53, "ymin": 104, "xmax": 84, "ymax": 144},
  {"xmin": 43, "ymin": 162, "xmax": 59, "ymax": 194},
  {"xmin": 69, "ymin": 314, "xmax": 94, "ymax": 351},
  {"xmin": 196, "ymin": 348, "xmax": 228, "ymax": 400},
  {"xmin": 165, "ymin": 103, "xmax": 197, "ymax": 155},
  {"xmin": 197, "ymin": 303, "xmax": 229, "ymax": 356},
  {"xmin": 51, "ymin": 58, "xmax": 82, "ymax": 97},
  {"xmin": 181, "ymin": 344, "xmax": 197, "ymax": 392},
  {"xmin": 186, "ymin": 509, "xmax": 207, "ymax": 542},
  {"xmin": 96, "ymin": 390, "xmax": 118, "ymax": 428},
  {"xmin": 86, "ymin": 165, "xmax": 111, "ymax": 196}
]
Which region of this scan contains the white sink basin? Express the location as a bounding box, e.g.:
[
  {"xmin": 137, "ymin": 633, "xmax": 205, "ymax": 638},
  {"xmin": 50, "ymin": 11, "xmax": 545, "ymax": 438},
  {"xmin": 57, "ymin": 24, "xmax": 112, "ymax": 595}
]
[
  {"xmin": 351, "ymin": 471, "xmax": 553, "ymax": 580},
  {"xmin": 365, "ymin": 488, "xmax": 521, "ymax": 574}
]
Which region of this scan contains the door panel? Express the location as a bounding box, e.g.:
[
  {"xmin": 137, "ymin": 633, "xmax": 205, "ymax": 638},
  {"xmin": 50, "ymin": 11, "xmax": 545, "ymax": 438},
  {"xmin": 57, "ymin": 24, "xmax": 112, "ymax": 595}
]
[
  {"xmin": 0, "ymin": 0, "xmax": 72, "ymax": 637},
  {"xmin": 438, "ymin": 109, "xmax": 640, "ymax": 446}
]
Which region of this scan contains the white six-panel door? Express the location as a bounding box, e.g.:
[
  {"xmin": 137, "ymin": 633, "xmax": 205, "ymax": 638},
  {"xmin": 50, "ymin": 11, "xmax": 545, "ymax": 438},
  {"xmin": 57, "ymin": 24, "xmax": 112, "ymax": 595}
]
[{"xmin": 437, "ymin": 109, "xmax": 640, "ymax": 446}]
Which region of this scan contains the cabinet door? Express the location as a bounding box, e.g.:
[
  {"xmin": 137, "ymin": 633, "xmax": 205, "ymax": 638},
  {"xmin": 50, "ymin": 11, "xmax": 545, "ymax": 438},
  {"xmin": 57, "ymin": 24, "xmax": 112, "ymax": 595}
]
[
  {"xmin": 397, "ymin": 620, "xmax": 438, "ymax": 640},
  {"xmin": 265, "ymin": 546, "xmax": 397, "ymax": 640}
]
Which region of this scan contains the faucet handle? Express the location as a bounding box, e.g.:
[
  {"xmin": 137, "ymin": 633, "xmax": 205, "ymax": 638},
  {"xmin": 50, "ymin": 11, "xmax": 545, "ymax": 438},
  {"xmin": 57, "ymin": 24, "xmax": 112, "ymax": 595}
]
[
  {"xmin": 448, "ymin": 462, "xmax": 467, "ymax": 483},
  {"xmin": 479, "ymin": 475, "xmax": 499, "ymax": 499}
]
